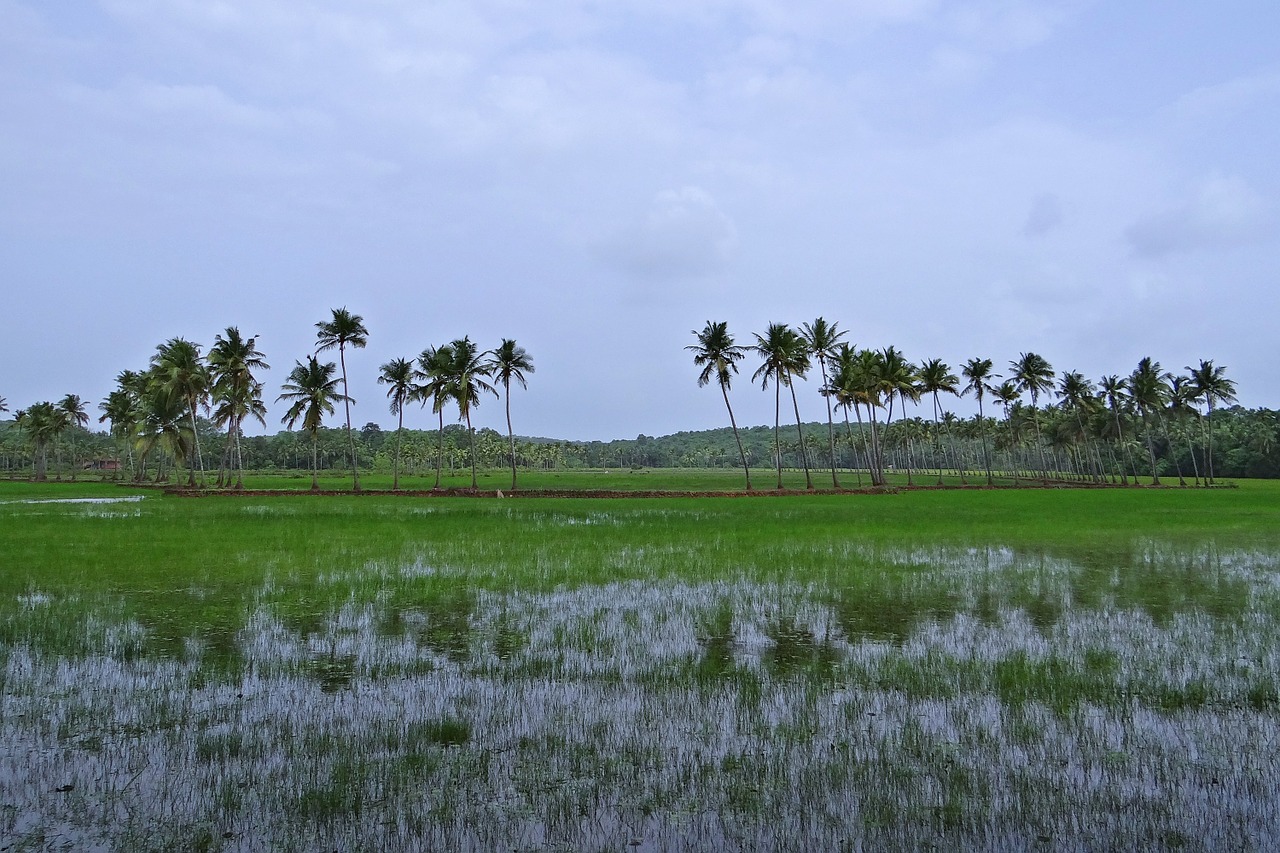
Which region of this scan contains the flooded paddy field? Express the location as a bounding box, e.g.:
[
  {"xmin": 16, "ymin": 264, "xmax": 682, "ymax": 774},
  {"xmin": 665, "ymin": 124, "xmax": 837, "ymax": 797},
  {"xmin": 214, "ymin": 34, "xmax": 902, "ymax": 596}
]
[{"xmin": 2, "ymin": 484, "xmax": 1279, "ymax": 850}]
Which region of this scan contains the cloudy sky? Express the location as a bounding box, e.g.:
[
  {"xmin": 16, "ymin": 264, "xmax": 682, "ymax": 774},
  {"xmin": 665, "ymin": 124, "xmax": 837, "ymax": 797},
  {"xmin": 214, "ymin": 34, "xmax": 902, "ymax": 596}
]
[{"xmin": 2, "ymin": 1, "xmax": 1277, "ymax": 440}]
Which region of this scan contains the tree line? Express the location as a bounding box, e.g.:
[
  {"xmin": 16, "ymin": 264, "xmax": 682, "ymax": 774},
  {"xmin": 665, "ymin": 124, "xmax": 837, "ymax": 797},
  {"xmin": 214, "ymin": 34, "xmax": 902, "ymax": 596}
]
[
  {"xmin": 688, "ymin": 318, "xmax": 1246, "ymax": 489},
  {"xmin": 4, "ymin": 308, "xmax": 534, "ymax": 491}
]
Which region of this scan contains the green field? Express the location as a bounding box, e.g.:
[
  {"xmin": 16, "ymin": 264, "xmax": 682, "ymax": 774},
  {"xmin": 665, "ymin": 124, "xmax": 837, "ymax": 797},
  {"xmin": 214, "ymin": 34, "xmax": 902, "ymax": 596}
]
[{"xmin": 2, "ymin": 479, "xmax": 1279, "ymax": 849}]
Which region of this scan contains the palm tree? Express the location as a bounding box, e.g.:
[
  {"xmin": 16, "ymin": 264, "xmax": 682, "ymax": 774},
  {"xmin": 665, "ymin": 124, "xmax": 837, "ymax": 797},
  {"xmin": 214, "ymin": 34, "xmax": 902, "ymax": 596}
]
[
  {"xmin": 752, "ymin": 323, "xmax": 812, "ymax": 489},
  {"xmin": 485, "ymin": 339, "xmax": 536, "ymax": 491},
  {"xmin": 414, "ymin": 344, "xmax": 455, "ymax": 490},
  {"xmin": 208, "ymin": 328, "xmax": 269, "ymax": 489},
  {"xmin": 961, "ymin": 357, "xmax": 998, "ymax": 485},
  {"xmin": 1010, "ymin": 352, "xmax": 1055, "ymax": 482},
  {"xmin": 14, "ymin": 402, "xmax": 65, "ymax": 481},
  {"xmin": 1056, "ymin": 371, "xmax": 1100, "ymax": 482},
  {"xmin": 134, "ymin": 383, "xmax": 193, "ymax": 483},
  {"xmin": 1129, "ymin": 357, "xmax": 1171, "ymax": 485},
  {"xmin": 277, "ymin": 356, "xmax": 348, "ymax": 491},
  {"xmin": 688, "ymin": 321, "xmax": 752, "ymax": 491},
  {"xmin": 1168, "ymin": 376, "xmax": 1201, "ymax": 486},
  {"xmin": 57, "ymin": 394, "xmax": 90, "ymax": 480},
  {"xmin": 1099, "ymin": 375, "xmax": 1133, "ymax": 485},
  {"xmin": 315, "ymin": 308, "xmax": 368, "ymax": 492},
  {"xmin": 98, "ymin": 389, "xmax": 137, "ymax": 479},
  {"xmin": 800, "ymin": 318, "xmax": 848, "ymax": 488},
  {"xmin": 443, "ymin": 337, "xmax": 495, "ymax": 490},
  {"xmin": 991, "ymin": 380, "xmax": 1021, "ymax": 481},
  {"xmin": 150, "ymin": 338, "xmax": 211, "ymax": 487},
  {"xmin": 874, "ymin": 347, "xmax": 919, "ymax": 483},
  {"xmin": 827, "ymin": 344, "xmax": 869, "ymax": 487},
  {"xmin": 1186, "ymin": 359, "xmax": 1237, "ymax": 485},
  {"xmin": 918, "ymin": 359, "xmax": 960, "ymax": 485},
  {"xmin": 377, "ymin": 357, "xmax": 416, "ymax": 490}
]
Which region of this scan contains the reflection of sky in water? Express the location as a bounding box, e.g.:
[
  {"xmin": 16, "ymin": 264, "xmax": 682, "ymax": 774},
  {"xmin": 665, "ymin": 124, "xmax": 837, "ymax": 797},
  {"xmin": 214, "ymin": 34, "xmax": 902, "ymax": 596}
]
[{"xmin": 3, "ymin": 545, "xmax": 1279, "ymax": 850}]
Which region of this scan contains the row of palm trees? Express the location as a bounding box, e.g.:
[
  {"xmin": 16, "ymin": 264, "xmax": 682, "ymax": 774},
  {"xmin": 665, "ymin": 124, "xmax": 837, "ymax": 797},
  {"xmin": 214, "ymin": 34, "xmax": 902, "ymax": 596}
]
[
  {"xmin": 68, "ymin": 308, "xmax": 534, "ymax": 491},
  {"xmin": 689, "ymin": 319, "xmax": 1238, "ymax": 490}
]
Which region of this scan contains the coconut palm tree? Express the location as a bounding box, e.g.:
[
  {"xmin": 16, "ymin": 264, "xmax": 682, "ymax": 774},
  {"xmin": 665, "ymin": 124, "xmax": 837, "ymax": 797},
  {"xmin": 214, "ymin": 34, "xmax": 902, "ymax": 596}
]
[
  {"xmin": 1056, "ymin": 371, "xmax": 1100, "ymax": 482},
  {"xmin": 1168, "ymin": 376, "xmax": 1201, "ymax": 486},
  {"xmin": 443, "ymin": 337, "xmax": 495, "ymax": 490},
  {"xmin": 961, "ymin": 358, "xmax": 998, "ymax": 485},
  {"xmin": 277, "ymin": 356, "xmax": 348, "ymax": 492},
  {"xmin": 134, "ymin": 383, "xmax": 193, "ymax": 483},
  {"xmin": 752, "ymin": 323, "xmax": 812, "ymax": 489},
  {"xmin": 1097, "ymin": 375, "xmax": 1133, "ymax": 484},
  {"xmin": 315, "ymin": 308, "xmax": 368, "ymax": 492},
  {"xmin": 917, "ymin": 358, "xmax": 960, "ymax": 485},
  {"xmin": 56, "ymin": 394, "xmax": 89, "ymax": 480},
  {"xmin": 688, "ymin": 321, "xmax": 752, "ymax": 491},
  {"xmin": 414, "ymin": 344, "xmax": 455, "ymax": 490},
  {"xmin": 14, "ymin": 402, "xmax": 65, "ymax": 481},
  {"xmin": 484, "ymin": 339, "xmax": 536, "ymax": 491},
  {"xmin": 1010, "ymin": 352, "xmax": 1055, "ymax": 482},
  {"xmin": 1186, "ymin": 359, "xmax": 1237, "ymax": 485},
  {"xmin": 827, "ymin": 344, "xmax": 870, "ymax": 487},
  {"xmin": 150, "ymin": 338, "xmax": 210, "ymax": 487},
  {"xmin": 800, "ymin": 318, "xmax": 847, "ymax": 488},
  {"xmin": 98, "ymin": 389, "xmax": 137, "ymax": 479},
  {"xmin": 1129, "ymin": 357, "xmax": 1171, "ymax": 485},
  {"xmin": 377, "ymin": 357, "xmax": 416, "ymax": 490},
  {"xmin": 208, "ymin": 328, "xmax": 269, "ymax": 489}
]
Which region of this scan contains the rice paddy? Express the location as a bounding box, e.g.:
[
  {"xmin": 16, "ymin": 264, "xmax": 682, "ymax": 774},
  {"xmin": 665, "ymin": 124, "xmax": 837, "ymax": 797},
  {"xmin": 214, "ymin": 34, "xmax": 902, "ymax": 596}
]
[{"xmin": 2, "ymin": 480, "xmax": 1278, "ymax": 850}]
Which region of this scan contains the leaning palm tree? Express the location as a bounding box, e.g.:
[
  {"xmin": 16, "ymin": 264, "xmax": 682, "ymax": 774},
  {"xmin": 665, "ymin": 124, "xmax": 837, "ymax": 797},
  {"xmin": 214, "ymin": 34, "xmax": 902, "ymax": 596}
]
[
  {"xmin": 277, "ymin": 356, "xmax": 348, "ymax": 492},
  {"xmin": 1129, "ymin": 357, "xmax": 1171, "ymax": 485},
  {"xmin": 208, "ymin": 328, "xmax": 269, "ymax": 489},
  {"xmin": 752, "ymin": 323, "xmax": 812, "ymax": 489},
  {"xmin": 377, "ymin": 357, "xmax": 416, "ymax": 490},
  {"xmin": 484, "ymin": 339, "xmax": 536, "ymax": 491},
  {"xmin": 443, "ymin": 337, "xmax": 495, "ymax": 490},
  {"xmin": 961, "ymin": 357, "xmax": 998, "ymax": 485},
  {"xmin": 414, "ymin": 344, "xmax": 455, "ymax": 490},
  {"xmin": 800, "ymin": 318, "xmax": 847, "ymax": 488},
  {"xmin": 687, "ymin": 321, "xmax": 752, "ymax": 491},
  {"xmin": 315, "ymin": 308, "xmax": 368, "ymax": 492},
  {"xmin": 150, "ymin": 338, "xmax": 210, "ymax": 487},
  {"xmin": 1186, "ymin": 359, "xmax": 1237, "ymax": 485},
  {"xmin": 917, "ymin": 359, "xmax": 960, "ymax": 485},
  {"xmin": 1010, "ymin": 352, "xmax": 1055, "ymax": 482}
]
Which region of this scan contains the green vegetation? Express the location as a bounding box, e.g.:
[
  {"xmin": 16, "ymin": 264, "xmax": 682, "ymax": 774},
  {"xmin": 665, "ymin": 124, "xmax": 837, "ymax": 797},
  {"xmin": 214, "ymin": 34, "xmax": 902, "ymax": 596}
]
[{"xmin": 3, "ymin": 481, "xmax": 1280, "ymax": 847}]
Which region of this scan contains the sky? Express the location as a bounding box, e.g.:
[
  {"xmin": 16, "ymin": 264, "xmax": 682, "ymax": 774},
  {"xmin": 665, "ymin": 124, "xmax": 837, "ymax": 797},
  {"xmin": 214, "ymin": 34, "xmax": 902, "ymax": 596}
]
[{"xmin": 2, "ymin": 1, "xmax": 1278, "ymax": 441}]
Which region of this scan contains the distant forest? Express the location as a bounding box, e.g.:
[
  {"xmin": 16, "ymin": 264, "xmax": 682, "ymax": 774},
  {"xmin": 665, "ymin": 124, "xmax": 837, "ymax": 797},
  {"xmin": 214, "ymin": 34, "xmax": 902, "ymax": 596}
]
[{"xmin": 2, "ymin": 407, "xmax": 1278, "ymax": 482}]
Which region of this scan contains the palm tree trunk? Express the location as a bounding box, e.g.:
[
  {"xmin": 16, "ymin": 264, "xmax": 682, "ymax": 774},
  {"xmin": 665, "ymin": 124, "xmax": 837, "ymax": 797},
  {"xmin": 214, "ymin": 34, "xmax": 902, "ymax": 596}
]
[
  {"xmin": 434, "ymin": 410, "xmax": 444, "ymax": 489},
  {"xmin": 394, "ymin": 406, "xmax": 404, "ymax": 491},
  {"xmin": 1141, "ymin": 411, "xmax": 1160, "ymax": 485},
  {"xmin": 505, "ymin": 379, "xmax": 517, "ymax": 491},
  {"xmin": 466, "ymin": 414, "xmax": 478, "ymax": 490},
  {"xmin": 819, "ymin": 359, "xmax": 839, "ymax": 488},
  {"xmin": 1206, "ymin": 402, "xmax": 1216, "ymax": 484},
  {"xmin": 773, "ymin": 381, "xmax": 783, "ymax": 489},
  {"xmin": 977, "ymin": 401, "xmax": 993, "ymax": 485},
  {"xmin": 787, "ymin": 375, "xmax": 813, "ymax": 490},
  {"xmin": 721, "ymin": 382, "xmax": 752, "ymax": 491},
  {"xmin": 339, "ymin": 345, "xmax": 360, "ymax": 492},
  {"xmin": 310, "ymin": 432, "xmax": 319, "ymax": 491}
]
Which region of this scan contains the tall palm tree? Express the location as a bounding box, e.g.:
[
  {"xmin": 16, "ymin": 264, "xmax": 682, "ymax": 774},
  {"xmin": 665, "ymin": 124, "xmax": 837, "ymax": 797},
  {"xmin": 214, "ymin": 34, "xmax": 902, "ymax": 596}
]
[
  {"xmin": 208, "ymin": 328, "xmax": 269, "ymax": 490},
  {"xmin": 277, "ymin": 356, "xmax": 348, "ymax": 492},
  {"xmin": 827, "ymin": 344, "xmax": 869, "ymax": 487},
  {"xmin": 1010, "ymin": 352, "xmax": 1055, "ymax": 482},
  {"xmin": 800, "ymin": 318, "xmax": 847, "ymax": 488},
  {"xmin": 443, "ymin": 337, "xmax": 495, "ymax": 490},
  {"xmin": 377, "ymin": 357, "xmax": 416, "ymax": 490},
  {"xmin": 414, "ymin": 344, "xmax": 455, "ymax": 490},
  {"xmin": 98, "ymin": 389, "xmax": 137, "ymax": 479},
  {"xmin": 1056, "ymin": 371, "xmax": 1100, "ymax": 482},
  {"xmin": 961, "ymin": 358, "xmax": 998, "ymax": 485},
  {"xmin": 57, "ymin": 394, "xmax": 90, "ymax": 480},
  {"xmin": 687, "ymin": 321, "xmax": 752, "ymax": 491},
  {"xmin": 1186, "ymin": 359, "xmax": 1237, "ymax": 485},
  {"xmin": 1098, "ymin": 375, "xmax": 1133, "ymax": 485},
  {"xmin": 1168, "ymin": 376, "xmax": 1200, "ymax": 486},
  {"xmin": 315, "ymin": 308, "xmax": 368, "ymax": 492},
  {"xmin": 752, "ymin": 323, "xmax": 812, "ymax": 489},
  {"xmin": 150, "ymin": 338, "xmax": 210, "ymax": 487},
  {"xmin": 1129, "ymin": 357, "xmax": 1171, "ymax": 485},
  {"xmin": 134, "ymin": 383, "xmax": 193, "ymax": 483},
  {"xmin": 485, "ymin": 339, "xmax": 535, "ymax": 491},
  {"xmin": 917, "ymin": 359, "xmax": 960, "ymax": 485}
]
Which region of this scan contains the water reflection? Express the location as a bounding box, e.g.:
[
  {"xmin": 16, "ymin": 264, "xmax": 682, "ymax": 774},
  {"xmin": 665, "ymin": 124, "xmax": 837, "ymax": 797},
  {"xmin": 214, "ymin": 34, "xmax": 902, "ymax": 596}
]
[{"xmin": 2, "ymin": 543, "xmax": 1278, "ymax": 850}]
